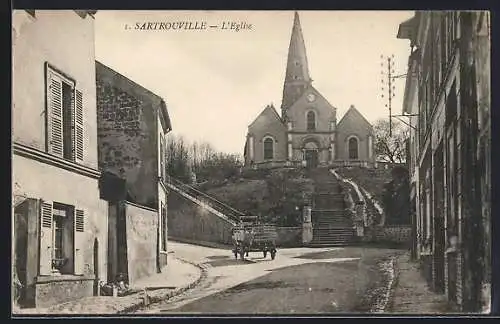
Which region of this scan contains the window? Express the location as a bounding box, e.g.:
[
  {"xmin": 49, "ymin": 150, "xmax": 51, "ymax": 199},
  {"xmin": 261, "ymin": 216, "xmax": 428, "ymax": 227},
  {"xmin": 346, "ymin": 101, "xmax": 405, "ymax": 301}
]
[
  {"xmin": 46, "ymin": 64, "xmax": 84, "ymax": 162},
  {"xmin": 161, "ymin": 203, "xmax": 167, "ymax": 251},
  {"xmin": 306, "ymin": 111, "xmax": 316, "ymax": 131},
  {"xmin": 52, "ymin": 207, "xmax": 66, "ymax": 263},
  {"xmin": 40, "ymin": 201, "xmax": 85, "ymax": 276},
  {"xmin": 348, "ymin": 137, "xmax": 358, "ymax": 160},
  {"xmin": 263, "ymin": 137, "xmax": 274, "ymax": 160}
]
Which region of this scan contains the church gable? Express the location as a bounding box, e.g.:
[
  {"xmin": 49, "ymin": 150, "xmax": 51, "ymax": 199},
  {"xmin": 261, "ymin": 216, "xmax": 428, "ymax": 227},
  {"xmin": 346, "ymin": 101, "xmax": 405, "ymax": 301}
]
[
  {"xmin": 248, "ymin": 105, "xmax": 285, "ymax": 132},
  {"xmin": 285, "ymin": 86, "xmax": 337, "ymax": 132},
  {"xmin": 336, "ymin": 105, "xmax": 373, "ymax": 135},
  {"xmin": 246, "ymin": 105, "xmax": 287, "ymax": 165},
  {"xmin": 335, "ymin": 105, "xmax": 374, "ymax": 162}
]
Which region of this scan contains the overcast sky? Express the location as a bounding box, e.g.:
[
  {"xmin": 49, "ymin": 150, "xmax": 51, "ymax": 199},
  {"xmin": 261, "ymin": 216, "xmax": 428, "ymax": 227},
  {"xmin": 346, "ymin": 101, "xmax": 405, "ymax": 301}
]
[{"xmin": 94, "ymin": 10, "xmax": 414, "ymax": 155}]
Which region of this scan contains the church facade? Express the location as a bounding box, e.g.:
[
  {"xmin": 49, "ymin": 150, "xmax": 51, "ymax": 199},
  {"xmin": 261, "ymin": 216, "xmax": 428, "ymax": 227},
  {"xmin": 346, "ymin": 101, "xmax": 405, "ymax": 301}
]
[{"xmin": 244, "ymin": 12, "xmax": 375, "ymax": 169}]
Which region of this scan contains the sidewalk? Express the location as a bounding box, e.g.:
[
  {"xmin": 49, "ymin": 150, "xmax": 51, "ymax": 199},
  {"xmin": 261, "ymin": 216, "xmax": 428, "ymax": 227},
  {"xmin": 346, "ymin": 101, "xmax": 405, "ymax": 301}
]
[
  {"xmin": 389, "ymin": 252, "xmax": 453, "ymax": 314},
  {"xmin": 13, "ymin": 253, "xmax": 204, "ymax": 315}
]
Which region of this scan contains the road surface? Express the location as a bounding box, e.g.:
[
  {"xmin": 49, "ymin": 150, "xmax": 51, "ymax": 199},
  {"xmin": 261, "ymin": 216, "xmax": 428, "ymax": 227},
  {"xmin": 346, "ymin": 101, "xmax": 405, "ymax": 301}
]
[{"xmin": 136, "ymin": 241, "xmax": 403, "ymax": 314}]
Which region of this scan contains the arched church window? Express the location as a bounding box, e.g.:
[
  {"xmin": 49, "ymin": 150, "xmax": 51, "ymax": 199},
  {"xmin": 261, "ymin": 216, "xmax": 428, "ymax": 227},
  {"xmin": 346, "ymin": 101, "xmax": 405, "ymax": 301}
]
[
  {"xmin": 306, "ymin": 111, "xmax": 316, "ymax": 131},
  {"xmin": 264, "ymin": 137, "xmax": 274, "ymax": 160},
  {"xmin": 348, "ymin": 137, "xmax": 359, "ymax": 160}
]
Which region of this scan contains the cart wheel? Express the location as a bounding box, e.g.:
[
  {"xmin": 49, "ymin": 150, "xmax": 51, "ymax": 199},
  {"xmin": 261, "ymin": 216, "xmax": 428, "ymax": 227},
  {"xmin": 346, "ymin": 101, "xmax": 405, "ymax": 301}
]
[
  {"xmin": 271, "ymin": 250, "xmax": 276, "ymax": 260},
  {"xmin": 263, "ymin": 251, "xmax": 267, "ymax": 258}
]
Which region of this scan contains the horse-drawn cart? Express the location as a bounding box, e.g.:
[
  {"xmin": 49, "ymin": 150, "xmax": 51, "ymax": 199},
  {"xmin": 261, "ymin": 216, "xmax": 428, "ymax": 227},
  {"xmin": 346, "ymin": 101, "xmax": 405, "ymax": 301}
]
[{"xmin": 232, "ymin": 216, "xmax": 278, "ymax": 260}]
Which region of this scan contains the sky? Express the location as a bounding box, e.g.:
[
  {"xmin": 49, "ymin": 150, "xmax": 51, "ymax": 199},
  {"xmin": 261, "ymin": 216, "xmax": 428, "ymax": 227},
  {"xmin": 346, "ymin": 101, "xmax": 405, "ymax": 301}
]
[{"xmin": 94, "ymin": 10, "xmax": 415, "ymax": 155}]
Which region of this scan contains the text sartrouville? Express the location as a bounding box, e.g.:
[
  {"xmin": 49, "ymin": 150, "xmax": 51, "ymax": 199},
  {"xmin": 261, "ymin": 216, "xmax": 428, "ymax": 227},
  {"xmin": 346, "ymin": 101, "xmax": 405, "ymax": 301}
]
[{"xmin": 135, "ymin": 21, "xmax": 207, "ymax": 30}]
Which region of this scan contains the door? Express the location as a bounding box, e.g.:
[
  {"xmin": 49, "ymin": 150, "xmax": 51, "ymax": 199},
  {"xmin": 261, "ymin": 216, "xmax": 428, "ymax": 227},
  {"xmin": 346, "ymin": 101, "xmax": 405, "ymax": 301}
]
[
  {"xmin": 305, "ymin": 150, "xmax": 318, "ymax": 168},
  {"xmin": 93, "ymin": 238, "xmax": 99, "ymax": 296}
]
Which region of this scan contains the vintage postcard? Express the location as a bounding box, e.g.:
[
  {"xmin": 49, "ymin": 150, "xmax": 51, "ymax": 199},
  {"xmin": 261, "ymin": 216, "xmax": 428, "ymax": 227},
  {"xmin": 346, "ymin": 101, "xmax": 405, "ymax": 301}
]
[{"xmin": 11, "ymin": 9, "xmax": 492, "ymax": 316}]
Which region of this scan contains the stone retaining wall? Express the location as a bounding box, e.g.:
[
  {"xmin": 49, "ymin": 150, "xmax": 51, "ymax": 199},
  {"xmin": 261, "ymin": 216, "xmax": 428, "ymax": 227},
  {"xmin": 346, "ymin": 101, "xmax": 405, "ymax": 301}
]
[{"xmin": 364, "ymin": 225, "xmax": 412, "ymax": 245}]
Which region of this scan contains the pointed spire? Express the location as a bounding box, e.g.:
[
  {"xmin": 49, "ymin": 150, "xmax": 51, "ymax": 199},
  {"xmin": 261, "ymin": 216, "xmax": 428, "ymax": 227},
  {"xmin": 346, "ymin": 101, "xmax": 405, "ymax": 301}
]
[
  {"xmin": 286, "ymin": 11, "xmax": 311, "ymax": 83},
  {"xmin": 281, "ymin": 11, "xmax": 312, "ymax": 117}
]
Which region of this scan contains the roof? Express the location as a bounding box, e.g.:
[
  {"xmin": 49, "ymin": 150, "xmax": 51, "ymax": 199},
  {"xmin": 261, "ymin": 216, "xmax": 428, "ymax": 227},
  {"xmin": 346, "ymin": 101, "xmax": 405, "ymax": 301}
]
[
  {"xmin": 397, "ymin": 15, "xmax": 417, "ymax": 40},
  {"xmin": 248, "ymin": 104, "xmax": 284, "ymax": 129},
  {"xmin": 95, "ymin": 60, "xmax": 172, "ymax": 132},
  {"xmin": 337, "ymin": 105, "xmax": 373, "ymax": 130}
]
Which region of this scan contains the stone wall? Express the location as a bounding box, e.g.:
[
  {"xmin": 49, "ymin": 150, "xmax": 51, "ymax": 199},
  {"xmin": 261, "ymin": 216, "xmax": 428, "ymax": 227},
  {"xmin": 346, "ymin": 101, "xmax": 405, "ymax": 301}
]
[
  {"xmin": 35, "ymin": 277, "xmax": 93, "ymax": 309},
  {"xmin": 168, "ymin": 189, "xmax": 235, "ymax": 245},
  {"xmin": 96, "ymin": 62, "xmax": 159, "ymax": 209},
  {"xmin": 123, "ymin": 201, "xmax": 158, "ymax": 285},
  {"xmin": 364, "ymin": 225, "xmax": 412, "ymax": 245},
  {"xmin": 276, "ymin": 227, "xmax": 302, "ymax": 247}
]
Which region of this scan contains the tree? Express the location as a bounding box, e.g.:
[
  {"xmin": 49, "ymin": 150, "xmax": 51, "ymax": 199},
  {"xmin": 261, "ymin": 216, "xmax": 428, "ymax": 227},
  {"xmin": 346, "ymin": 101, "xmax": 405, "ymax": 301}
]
[{"xmin": 373, "ymin": 118, "xmax": 409, "ymax": 163}]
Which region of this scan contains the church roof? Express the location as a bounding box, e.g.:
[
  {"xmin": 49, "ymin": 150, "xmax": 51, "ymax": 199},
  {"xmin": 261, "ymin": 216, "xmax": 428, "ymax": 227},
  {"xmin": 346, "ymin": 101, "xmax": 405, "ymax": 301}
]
[
  {"xmin": 337, "ymin": 105, "xmax": 373, "ymax": 130},
  {"xmin": 285, "ymin": 12, "xmax": 311, "ymax": 84},
  {"xmin": 281, "ymin": 11, "xmax": 312, "ymax": 111},
  {"xmin": 248, "ymin": 104, "xmax": 284, "ymax": 129}
]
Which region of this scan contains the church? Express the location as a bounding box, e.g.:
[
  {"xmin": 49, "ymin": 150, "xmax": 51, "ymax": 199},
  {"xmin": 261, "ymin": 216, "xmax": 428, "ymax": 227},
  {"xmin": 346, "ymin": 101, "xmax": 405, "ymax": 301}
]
[{"xmin": 244, "ymin": 12, "xmax": 375, "ymax": 169}]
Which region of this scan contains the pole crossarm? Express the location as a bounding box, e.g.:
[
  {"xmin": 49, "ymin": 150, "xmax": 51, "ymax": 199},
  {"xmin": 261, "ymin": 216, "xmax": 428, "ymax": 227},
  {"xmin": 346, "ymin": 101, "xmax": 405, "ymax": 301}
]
[
  {"xmin": 391, "ymin": 115, "xmax": 417, "ymax": 130},
  {"xmin": 391, "ymin": 73, "xmax": 408, "ymax": 79}
]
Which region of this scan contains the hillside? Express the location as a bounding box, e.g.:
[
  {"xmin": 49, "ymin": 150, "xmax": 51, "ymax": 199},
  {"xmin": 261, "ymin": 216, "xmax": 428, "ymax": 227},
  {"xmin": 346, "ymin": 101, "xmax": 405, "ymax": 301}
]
[{"xmin": 197, "ymin": 168, "xmax": 315, "ymax": 226}]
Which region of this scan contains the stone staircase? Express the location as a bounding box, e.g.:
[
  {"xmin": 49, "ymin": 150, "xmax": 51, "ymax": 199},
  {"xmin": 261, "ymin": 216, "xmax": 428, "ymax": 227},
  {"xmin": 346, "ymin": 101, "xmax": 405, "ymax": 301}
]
[{"xmin": 307, "ymin": 167, "xmax": 356, "ymax": 247}]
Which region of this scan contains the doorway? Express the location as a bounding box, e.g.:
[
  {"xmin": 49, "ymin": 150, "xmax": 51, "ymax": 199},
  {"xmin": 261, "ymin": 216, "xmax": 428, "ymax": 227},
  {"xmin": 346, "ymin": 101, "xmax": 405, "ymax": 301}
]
[
  {"xmin": 93, "ymin": 238, "xmax": 99, "ymax": 296},
  {"xmin": 433, "ymin": 142, "xmax": 445, "ymax": 293},
  {"xmin": 305, "ymin": 150, "xmax": 318, "ymax": 169}
]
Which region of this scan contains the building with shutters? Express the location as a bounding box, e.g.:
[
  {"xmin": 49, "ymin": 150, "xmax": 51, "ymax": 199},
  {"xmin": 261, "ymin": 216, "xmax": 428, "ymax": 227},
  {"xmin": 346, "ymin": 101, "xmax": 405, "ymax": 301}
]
[
  {"xmin": 397, "ymin": 11, "xmax": 491, "ymax": 312},
  {"xmin": 12, "ymin": 10, "xmax": 108, "ymax": 308},
  {"xmin": 95, "ymin": 61, "xmax": 172, "ymax": 286},
  {"xmin": 244, "ymin": 12, "xmax": 375, "ymax": 169}
]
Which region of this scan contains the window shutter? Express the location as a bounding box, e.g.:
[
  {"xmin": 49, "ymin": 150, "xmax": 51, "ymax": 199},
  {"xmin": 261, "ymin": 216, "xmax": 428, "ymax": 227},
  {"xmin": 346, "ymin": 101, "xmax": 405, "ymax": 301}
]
[
  {"xmin": 74, "ymin": 90, "xmax": 84, "ymax": 163},
  {"xmin": 39, "ymin": 201, "xmax": 53, "ymax": 275},
  {"xmin": 74, "ymin": 208, "xmax": 85, "ymax": 275},
  {"xmin": 47, "ymin": 71, "xmax": 63, "ymax": 157}
]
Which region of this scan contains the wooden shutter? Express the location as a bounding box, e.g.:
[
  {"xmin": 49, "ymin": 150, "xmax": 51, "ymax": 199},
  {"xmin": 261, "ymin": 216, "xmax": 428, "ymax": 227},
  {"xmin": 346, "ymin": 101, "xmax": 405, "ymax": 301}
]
[
  {"xmin": 74, "ymin": 90, "xmax": 84, "ymax": 163},
  {"xmin": 39, "ymin": 201, "xmax": 53, "ymax": 275},
  {"xmin": 74, "ymin": 208, "xmax": 85, "ymax": 275},
  {"xmin": 47, "ymin": 71, "xmax": 63, "ymax": 157}
]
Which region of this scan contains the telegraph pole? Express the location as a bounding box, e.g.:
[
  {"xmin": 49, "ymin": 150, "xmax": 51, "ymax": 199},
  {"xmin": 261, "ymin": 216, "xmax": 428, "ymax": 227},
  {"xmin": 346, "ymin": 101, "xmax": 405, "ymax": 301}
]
[
  {"xmin": 380, "ymin": 54, "xmax": 396, "ymax": 136},
  {"xmin": 380, "ymin": 54, "xmax": 411, "ymax": 136}
]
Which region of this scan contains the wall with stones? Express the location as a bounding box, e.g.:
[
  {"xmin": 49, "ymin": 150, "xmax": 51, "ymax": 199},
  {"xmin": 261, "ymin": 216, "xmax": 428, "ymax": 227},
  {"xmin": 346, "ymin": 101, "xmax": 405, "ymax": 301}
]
[
  {"xmin": 364, "ymin": 225, "xmax": 412, "ymax": 245},
  {"xmin": 35, "ymin": 277, "xmax": 93, "ymax": 309},
  {"xmin": 123, "ymin": 201, "xmax": 158, "ymax": 285},
  {"xmin": 168, "ymin": 189, "xmax": 235, "ymax": 245},
  {"xmin": 276, "ymin": 227, "xmax": 302, "ymax": 247},
  {"xmin": 96, "ymin": 62, "xmax": 159, "ymax": 209}
]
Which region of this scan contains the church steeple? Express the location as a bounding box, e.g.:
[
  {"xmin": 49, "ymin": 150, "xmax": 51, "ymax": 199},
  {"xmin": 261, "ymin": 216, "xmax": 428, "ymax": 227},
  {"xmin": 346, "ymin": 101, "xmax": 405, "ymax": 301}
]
[{"xmin": 281, "ymin": 11, "xmax": 312, "ymax": 118}]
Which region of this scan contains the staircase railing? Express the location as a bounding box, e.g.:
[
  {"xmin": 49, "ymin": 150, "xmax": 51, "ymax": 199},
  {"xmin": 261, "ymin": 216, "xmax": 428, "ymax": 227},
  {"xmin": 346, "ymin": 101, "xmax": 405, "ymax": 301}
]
[{"xmin": 167, "ymin": 176, "xmax": 246, "ymax": 223}]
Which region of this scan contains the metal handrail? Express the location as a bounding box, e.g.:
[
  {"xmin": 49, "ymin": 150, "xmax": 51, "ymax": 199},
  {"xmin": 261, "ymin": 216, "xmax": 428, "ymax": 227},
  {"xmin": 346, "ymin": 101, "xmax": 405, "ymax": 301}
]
[{"xmin": 168, "ymin": 176, "xmax": 245, "ymax": 222}]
